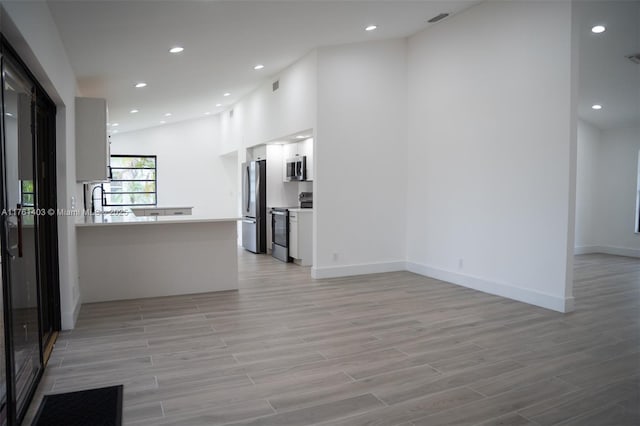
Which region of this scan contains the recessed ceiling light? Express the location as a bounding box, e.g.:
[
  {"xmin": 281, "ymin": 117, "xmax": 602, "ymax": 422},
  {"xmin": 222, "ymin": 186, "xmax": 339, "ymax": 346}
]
[
  {"xmin": 592, "ymin": 104, "xmax": 603, "ymax": 110},
  {"xmin": 112, "ymin": 123, "xmax": 119, "ymax": 127},
  {"xmin": 112, "ymin": 130, "xmax": 119, "ymax": 134},
  {"xmin": 296, "ymin": 135, "xmax": 306, "ymax": 139},
  {"xmin": 204, "ymin": 112, "xmax": 211, "ymax": 115},
  {"xmin": 160, "ymin": 120, "xmax": 166, "ymax": 124},
  {"xmin": 254, "ymin": 64, "xmax": 265, "ymax": 70},
  {"xmin": 169, "ymin": 46, "xmax": 184, "ymax": 53},
  {"xmin": 365, "ymin": 25, "xmax": 377, "ymax": 31},
  {"xmin": 216, "ymin": 103, "xmax": 222, "ymax": 107},
  {"xmin": 130, "ymin": 109, "xmax": 139, "ymax": 114},
  {"xmin": 164, "ymin": 113, "xmax": 172, "ymax": 117},
  {"xmin": 135, "ymin": 82, "xmax": 147, "ymax": 88},
  {"xmin": 591, "ymin": 25, "xmax": 606, "ymax": 34},
  {"xmin": 223, "ymin": 93, "xmax": 230, "ymax": 97}
]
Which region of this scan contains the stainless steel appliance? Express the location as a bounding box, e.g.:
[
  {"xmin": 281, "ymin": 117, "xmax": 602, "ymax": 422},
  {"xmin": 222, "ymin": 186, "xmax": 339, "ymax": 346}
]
[
  {"xmin": 285, "ymin": 156, "xmax": 307, "ymax": 181},
  {"xmin": 298, "ymin": 192, "xmax": 313, "ymax": 208},
  {"xmin": 241, "ymin": 160, "xmax": 267, "ymax": 253},
  {"xmin": 271, "ymin": 207, "xmax": 290, "ymax": 262}
]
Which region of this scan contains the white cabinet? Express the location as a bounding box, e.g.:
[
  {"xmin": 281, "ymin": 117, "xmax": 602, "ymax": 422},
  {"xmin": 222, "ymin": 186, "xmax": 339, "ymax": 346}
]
[
  {"xmin": 288, "ymin": 209, "xmax": 312, "ymax": 265},
  {"xmin": 130, "ymin": 207, "xmax": 193, "ymax": 217},
  {"xmin": 145, "ymin": 209, "xmax": 165, "ymax": 217},
  {"xmin": 299, "ymin": 138, "xmax": 314, "ymax": 181},
  {"xmin": 76, "ymin": 97, "xmax": 110, "ymax": 182},
  {"xmin": 282, "ymin": 138, "xmax": 314, "ymax": 182},
  {"xmin": 249, "ymin": 144, "xmax": 267, "ymax": 161},
  {"xmin": 165, "ymin": 208, "xmax": 192, "ymax": 216},
  {"xmin": 283, "ymin": 143, "xmax": 298, "ymax": 161},
  {"xmin": 289, "ymin": 211, "xmax": 299, "ymax": 258}
]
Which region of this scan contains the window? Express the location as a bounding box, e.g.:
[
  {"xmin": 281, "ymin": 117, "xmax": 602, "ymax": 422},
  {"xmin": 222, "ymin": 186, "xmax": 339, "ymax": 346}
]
[
  {"xmin": 102, "ymin": 155, "xmax": 157, "ymax": 207},
  {"xmin": 21, "ymin": 180, "xmax": 35, "ymax": 207}
]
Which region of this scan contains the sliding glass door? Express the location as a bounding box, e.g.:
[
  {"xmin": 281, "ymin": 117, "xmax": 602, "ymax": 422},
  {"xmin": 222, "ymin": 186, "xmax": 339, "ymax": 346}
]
[
  {"xmin": 0, "ymin": 39, "xmax": 59, "ymax": 425},
  {"xmin": 1, "ymin": 52, "xmax": 42, "ymax": 421}
]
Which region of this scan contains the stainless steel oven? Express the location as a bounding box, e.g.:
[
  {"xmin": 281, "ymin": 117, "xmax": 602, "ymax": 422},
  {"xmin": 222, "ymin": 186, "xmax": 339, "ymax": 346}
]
[{"xmin": 271, "ymin": 208, "xmax": 290, "ymax": 262}]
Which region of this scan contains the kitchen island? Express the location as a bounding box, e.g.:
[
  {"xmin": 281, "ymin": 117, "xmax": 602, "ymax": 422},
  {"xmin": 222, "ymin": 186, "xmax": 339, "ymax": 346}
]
[{"xmin": 76, "ymin": 213, "xmax": 240, "ymax": 303}]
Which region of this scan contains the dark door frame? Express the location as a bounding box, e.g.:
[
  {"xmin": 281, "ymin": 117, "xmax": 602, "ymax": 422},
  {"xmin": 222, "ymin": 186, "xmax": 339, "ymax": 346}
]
[{"xmin": 0, "ymin": 35, "xmax": 61, "ymax": 426}]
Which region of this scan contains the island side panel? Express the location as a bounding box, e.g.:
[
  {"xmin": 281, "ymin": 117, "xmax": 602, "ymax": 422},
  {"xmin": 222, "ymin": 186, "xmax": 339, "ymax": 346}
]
[{"xmin": 77, "ymin": 221, "xmax": 238, "ymax": 303}]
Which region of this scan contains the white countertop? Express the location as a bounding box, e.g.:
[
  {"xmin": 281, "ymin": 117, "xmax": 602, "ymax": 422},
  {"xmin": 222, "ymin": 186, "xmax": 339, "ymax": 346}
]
[
  {"xmin": 130, "ymin": 206, "xmax": 194, "ymax": 211},
  {"xmin": 76, "ymin": 213, "xmax": 240, "ymax": 228}
]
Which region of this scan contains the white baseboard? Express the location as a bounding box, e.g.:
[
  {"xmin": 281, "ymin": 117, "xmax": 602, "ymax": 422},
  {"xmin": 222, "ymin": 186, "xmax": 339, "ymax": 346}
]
[
  {"xmin": 574, "ymin": 245, "xmax": 640, "ymax": 258},
  {"xmin": 311, "ymin": 261, "xmax": 406, "ymax": 279},
  {"xmin": 574, "ymin": 246, "xmax": 599, "ymax": 255},
  {"xmin": 406, "ymin": 261, "xmax": 574, "ymax": 313}
]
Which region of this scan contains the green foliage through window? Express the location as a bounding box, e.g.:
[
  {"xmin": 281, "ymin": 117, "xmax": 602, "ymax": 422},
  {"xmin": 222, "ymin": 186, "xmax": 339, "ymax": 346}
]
[
  {"xmin": 103, "ymin": 155, "xmax": 157, "ymax": 206},
  {"xmin": 21, "ymin": 180, "xmax": 35, "ymax": 207}
]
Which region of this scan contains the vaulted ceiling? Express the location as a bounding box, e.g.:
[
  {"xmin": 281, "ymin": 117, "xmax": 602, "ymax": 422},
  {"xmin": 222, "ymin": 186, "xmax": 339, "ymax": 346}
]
[
  {"xmin": 47, "ymin": 1, "xmax": 639, "ymax": 134},
  {"xmin": 48, "ymin": 0, "xmax": 477, "ymax": 133}
]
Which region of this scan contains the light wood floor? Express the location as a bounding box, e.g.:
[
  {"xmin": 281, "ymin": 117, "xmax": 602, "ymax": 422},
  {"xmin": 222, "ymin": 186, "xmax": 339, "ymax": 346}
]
[{"xmin": 25, "ymin": 252, "xmax": 640, "ymax": 425}]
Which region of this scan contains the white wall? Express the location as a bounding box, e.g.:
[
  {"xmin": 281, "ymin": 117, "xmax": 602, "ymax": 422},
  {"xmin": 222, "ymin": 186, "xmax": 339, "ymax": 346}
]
[
  {"xmin": 219, "ymin": 50, "xmax": 317, "ymax": 154},
  {"xmin": 575, "ymin": 120, "xmax": 601, "ymax": 250},
  {"xmin": 265, "ymin": 144, "xmax": 299, "ymax": 207},
  {"xmin": 406, "ymin": 1, "xmax": 576, "ymax": 312},
  {"xmin": 218, "ymin": 50, "xmax": 318, "ymax": 250},
  {"xmin": 575, "ymin": 124, "xmax": 640, "ymax": 257},
  {"xmin": 594, "ymin": 126, "xmax": 640, "ymax": 256},
  {"xmin": 313, "ymin": 38, "xmax": 408, "ymax": 277},
  {"xmin": 111, "ymin": 116, "xmax": 237, "ymax": 217},
  {"xmin": 2, "ymin": 1, "xmax": 81, "ymax": 329}
]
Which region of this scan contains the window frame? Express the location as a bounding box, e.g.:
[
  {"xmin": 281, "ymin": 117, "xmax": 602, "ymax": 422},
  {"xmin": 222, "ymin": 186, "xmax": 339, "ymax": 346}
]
[
  {"xmin": 21, "ymin": 180, "xmax": 35, "ymax": 207},
  {"xmin": 102, "ymin": 154, "xmax": 157, "ymax": 207}
]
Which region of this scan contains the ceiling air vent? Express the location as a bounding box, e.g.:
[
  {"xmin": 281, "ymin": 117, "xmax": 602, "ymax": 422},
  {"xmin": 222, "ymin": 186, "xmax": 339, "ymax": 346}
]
[
  {"xmin": 428, "ymin": 13, "xmax": 449, "ymax": 23},
  {"xmin": 272, "ymin": 79, "xmax": 280, "ymax": 92},
  {"xmin": 626, "ymin": 53, "xmax": 640, "ymax": 65}
]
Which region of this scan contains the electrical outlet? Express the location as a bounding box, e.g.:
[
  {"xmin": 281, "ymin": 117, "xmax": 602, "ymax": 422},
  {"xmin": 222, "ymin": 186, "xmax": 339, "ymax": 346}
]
[
  {"xmin": 70, "ymin": 196, "xmax": 76, "ymax": 209},
  {"xmin": 458, "ymin": 258, "xmax": 464, "ymax": 269}
]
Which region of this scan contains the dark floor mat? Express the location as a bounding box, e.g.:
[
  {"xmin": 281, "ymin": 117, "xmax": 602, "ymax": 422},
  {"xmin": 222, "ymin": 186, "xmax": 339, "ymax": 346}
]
[{"xmin": 31, "ymin": 384, "xmax": 123, "ymax": 426}]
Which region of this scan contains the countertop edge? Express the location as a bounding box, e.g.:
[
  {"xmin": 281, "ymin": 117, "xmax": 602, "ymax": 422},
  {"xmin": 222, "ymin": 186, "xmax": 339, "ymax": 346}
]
[{"xmin": 76, "ymin": 217, "xmax": 241, "ymax": 228}]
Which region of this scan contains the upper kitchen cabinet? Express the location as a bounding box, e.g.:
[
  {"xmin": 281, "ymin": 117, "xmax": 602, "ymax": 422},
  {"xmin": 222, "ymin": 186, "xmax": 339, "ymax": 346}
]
[
  {"xmin": 299, "ymin": 138, "xmax": 313, "ymax": 181},
  {"xmin": 248, "ymin": 144, "xmax": 267, "ymax": 161},
  {"xmin": 283, "ymin": 138, "xmax": 314, "ymax": 182},
  {"xmin": 76, "ymin": 97, "xmax": 110, "ymax": 182}
]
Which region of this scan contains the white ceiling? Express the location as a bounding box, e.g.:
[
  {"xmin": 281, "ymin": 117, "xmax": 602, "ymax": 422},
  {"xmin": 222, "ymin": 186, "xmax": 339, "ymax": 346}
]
[
  {"xmin": 575, "ymin": 0, "xmax": 639, "ymax": 130},
  {"xmin": 47, "ymin": 1, "xmax": 639, "ymax": 134},
  {"xmin": 47, "ymin": 0, "xmax": 478, "ymax": 134}
]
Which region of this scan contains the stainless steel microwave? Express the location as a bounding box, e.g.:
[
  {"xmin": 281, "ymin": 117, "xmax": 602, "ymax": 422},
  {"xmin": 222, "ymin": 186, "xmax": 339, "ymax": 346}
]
[{"xmin": 285, "ymin": 156, "xmax": 307, "ymax": 181}]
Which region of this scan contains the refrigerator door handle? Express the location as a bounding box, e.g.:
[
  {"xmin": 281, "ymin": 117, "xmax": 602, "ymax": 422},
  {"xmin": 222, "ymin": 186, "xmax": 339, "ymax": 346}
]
[
  {"xmin": 255, "ymin": 164, "xmax": 261, "ymax": 216},
  {"xmin": 242, "ymin": 218, "xmax": 256, "ymax": 224},
  {"xmin": 245, "ymin": 166, "xmax": 250, "ymax": 213},
  {"xmin": 244, "ymin": 164, "xmax": 251, "ymax": 213}
]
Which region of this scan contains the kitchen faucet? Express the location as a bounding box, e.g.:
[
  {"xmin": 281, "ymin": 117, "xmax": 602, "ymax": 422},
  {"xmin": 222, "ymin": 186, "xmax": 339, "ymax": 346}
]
[{"xmin": 91, "ymin": 184, "xmax": 105, "ymax": 214}]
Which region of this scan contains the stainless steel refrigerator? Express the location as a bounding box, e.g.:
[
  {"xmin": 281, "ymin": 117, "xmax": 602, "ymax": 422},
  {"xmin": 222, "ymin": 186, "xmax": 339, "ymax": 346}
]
[{"xmin": 241, "ymin": 160, "xmax": 267, "ymax": 253}]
